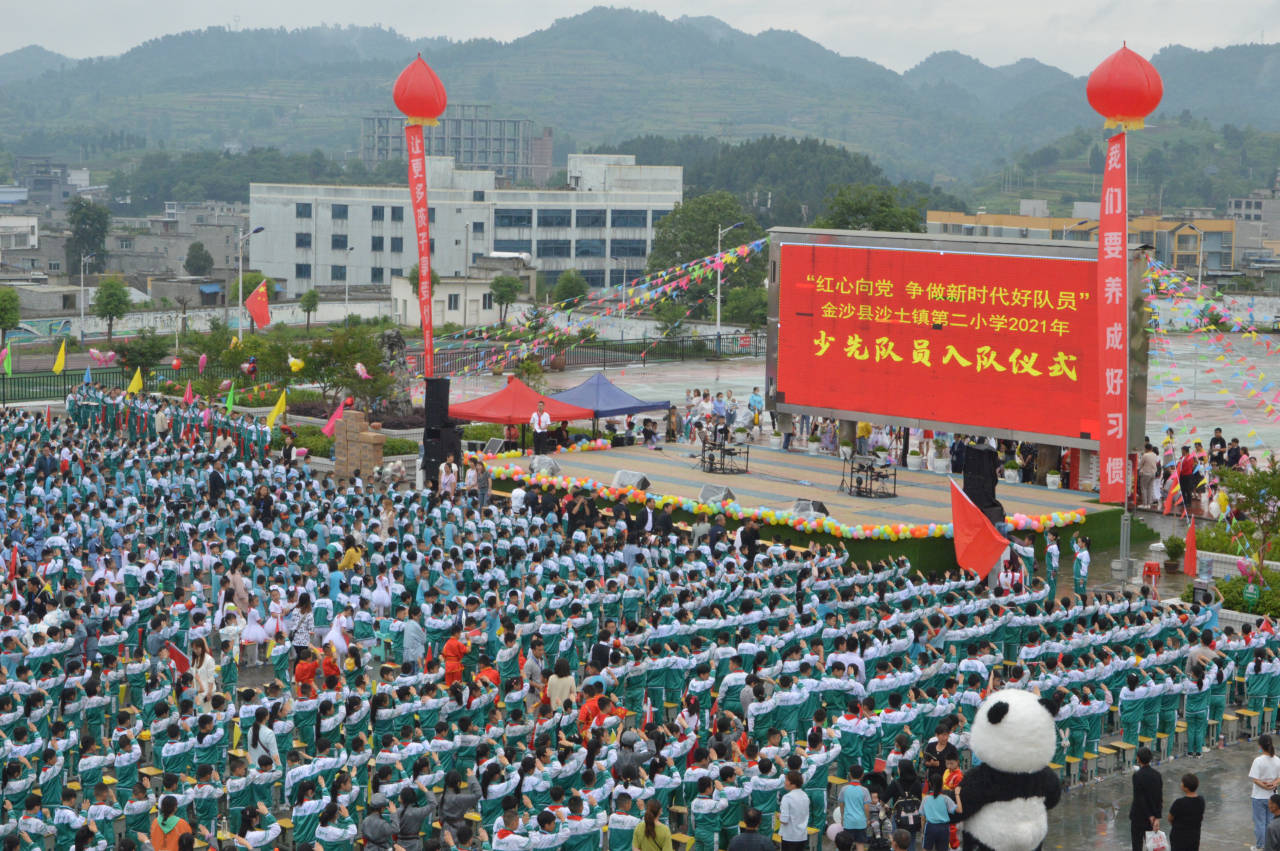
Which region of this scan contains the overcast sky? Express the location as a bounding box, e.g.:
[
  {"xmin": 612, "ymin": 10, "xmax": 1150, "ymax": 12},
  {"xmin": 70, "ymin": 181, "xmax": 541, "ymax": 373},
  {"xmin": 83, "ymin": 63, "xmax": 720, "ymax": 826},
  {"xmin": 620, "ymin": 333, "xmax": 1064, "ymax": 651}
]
[{"xmin": 6, "ymin": 0, "xmax": 1278, "ymax": 74}]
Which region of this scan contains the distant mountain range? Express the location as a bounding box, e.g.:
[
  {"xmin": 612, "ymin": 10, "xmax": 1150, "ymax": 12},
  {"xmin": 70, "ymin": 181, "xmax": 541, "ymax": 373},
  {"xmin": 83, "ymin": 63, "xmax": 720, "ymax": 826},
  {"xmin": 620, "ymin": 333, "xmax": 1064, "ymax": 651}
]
[
  {"xmin": 1, "ymin": 8, "xmax": 1278, "ymax": 181},
  {"xmin": 0, "ymin": 44, "xmax": 73, "ymax": 86}
]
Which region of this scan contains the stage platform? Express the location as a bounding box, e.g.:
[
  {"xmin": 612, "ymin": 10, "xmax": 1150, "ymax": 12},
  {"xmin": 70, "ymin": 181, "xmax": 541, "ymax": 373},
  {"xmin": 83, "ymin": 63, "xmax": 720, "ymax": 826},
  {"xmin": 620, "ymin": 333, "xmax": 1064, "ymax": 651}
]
[{"xmin": 505, "ymin": 443, "xmax": 1098, "ymax": 529}]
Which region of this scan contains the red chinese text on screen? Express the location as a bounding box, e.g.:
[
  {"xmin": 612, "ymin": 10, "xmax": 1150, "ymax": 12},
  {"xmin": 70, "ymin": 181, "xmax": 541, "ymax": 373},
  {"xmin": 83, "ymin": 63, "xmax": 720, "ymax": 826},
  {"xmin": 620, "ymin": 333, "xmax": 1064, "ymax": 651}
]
[{"xmin": 776, "ymin": 244, "xmax": 1099, "ymax": 441}]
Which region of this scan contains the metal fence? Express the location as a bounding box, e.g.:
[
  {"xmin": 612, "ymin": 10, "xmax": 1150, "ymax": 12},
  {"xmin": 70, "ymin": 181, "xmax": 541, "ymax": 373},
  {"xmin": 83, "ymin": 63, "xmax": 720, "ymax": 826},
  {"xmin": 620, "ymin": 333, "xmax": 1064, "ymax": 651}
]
[
  {"xmin": 428, "ymin": 331, "xmax": 767, "ymax": 374},
  {"xmin": 0, "ymin": 363, "xmax": 244, "ymax": 406},
  {"xmin": 0, "ymin": 331, "xmax": 768, "ymax": 404}
]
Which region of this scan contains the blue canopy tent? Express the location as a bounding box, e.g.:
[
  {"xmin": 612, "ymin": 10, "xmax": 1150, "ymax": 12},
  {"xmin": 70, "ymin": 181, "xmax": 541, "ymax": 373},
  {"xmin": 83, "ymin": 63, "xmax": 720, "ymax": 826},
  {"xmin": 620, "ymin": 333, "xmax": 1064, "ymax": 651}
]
[{"xmin": 550, "ymin": 372, "xmax": 669, "ymax": 434}]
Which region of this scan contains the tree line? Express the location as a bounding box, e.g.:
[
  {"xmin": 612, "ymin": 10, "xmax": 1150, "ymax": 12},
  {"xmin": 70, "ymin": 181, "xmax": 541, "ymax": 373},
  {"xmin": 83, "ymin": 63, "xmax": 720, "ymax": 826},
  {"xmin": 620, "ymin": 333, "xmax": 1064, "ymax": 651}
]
[
  {"xmin": 590, "ymin": 134, "xmax": 968, "ymax": 228},
  {"xmin": 107, "ymin": 149, "xmax": 409, "ymax": 215}
]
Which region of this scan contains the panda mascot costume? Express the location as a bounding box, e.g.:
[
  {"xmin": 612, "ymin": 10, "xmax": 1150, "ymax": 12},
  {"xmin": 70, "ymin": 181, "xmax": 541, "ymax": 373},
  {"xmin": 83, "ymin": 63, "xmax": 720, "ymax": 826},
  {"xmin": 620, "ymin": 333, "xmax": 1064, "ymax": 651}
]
[{"xmin": 957, "ymin": 688, "xmax": 1063, "ymax": 851}]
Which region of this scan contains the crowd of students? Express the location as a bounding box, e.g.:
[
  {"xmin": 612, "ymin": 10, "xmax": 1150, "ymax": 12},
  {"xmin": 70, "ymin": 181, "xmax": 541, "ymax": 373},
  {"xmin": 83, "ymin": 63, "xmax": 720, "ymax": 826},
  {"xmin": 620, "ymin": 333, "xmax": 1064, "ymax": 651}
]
[{"xmin": 0, "ymin": 382, "xmax": 1252, "ymax": 851}]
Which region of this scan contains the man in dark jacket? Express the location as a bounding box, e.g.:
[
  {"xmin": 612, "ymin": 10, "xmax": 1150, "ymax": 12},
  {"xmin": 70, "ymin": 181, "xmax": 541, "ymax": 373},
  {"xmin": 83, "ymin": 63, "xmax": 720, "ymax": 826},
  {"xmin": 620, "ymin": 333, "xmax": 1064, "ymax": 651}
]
[
  {"xmin": 208, "ymin": 459, "xmax": 226, "ymax": 505},
  {"xmin": 653, "ymin": 504, "xmax": 674, "ymax": 538},
  {"xmin": 729, "ymin": 809, "xmax": 777, "ymax": 851},
  {"xmin": 1128, "ymin": 747, "xmax": 1162, "ymax": 851}
]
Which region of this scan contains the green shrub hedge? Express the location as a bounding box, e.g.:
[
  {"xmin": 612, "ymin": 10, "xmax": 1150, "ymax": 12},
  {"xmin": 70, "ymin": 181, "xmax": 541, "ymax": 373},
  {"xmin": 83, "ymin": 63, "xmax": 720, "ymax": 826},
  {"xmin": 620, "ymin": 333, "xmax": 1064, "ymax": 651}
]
[
  {"xmin": 271, "ymin": 424, "xmax": 333, "ymax": 457},
  {"xmin": 285, "ymin": 388, "xmax": 325, "ymax": 404},
  {"xmin": 268, "ymin": 426, "xmax": 415, "ymax": 459},
  {"xmin": 1191, "ymin": 519, "xmax": 1258, "ymax": 557},
  {"xmin": 462, "ymin": 423, "xmax": 506, "ymax": 442},
  {"xmin": 384, "ymin": 437, "xmax": 418, "ymax": 456},
  {"xmin": 1182, "ymin": 565, "xmax": 1279, "ymax": 616}
]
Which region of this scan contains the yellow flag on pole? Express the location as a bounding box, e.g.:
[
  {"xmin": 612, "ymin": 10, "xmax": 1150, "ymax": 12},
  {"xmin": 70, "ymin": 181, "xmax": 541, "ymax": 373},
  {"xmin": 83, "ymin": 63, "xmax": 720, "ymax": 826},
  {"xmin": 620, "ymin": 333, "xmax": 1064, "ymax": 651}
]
[
  {"xmin": 51, "ymin": 340, "xmax": 66, "ymax": 374},
  {"xmin": 126, "ymin": 368, "xmax": 143, "ymax": 394},
  {"xmin": 266, "ymin": 389, "xmax": 287, "ymax": 427}
]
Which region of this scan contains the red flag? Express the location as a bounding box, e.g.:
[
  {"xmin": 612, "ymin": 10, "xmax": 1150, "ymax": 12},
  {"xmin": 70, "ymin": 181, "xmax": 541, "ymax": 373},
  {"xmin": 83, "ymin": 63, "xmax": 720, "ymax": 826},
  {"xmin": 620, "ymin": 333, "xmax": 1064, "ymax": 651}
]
[
  {"xmin": 948, "ymin": 479, "xmax": 1008, "ymax": 579},
  {"xmin": 182, "ymin": 381, "xmax": 194, "ymax": 405},
  {"xmin": 44, "ymin": 405, "xmax": 51, "ymax": 428},
  {"xmin": 245, "ymin": 282, "xmax": 272, "ymax": 329},
  {"xmin": 165, "ymin": 641, "xmax": 191, "ymax": 674},
  {"xmin": 1184, "ymin": 517, "xmax": 1198, "ymax": 576},
  {"xmin": 320, "ymin": 400, "xmax": 346, "ymax": 437}
]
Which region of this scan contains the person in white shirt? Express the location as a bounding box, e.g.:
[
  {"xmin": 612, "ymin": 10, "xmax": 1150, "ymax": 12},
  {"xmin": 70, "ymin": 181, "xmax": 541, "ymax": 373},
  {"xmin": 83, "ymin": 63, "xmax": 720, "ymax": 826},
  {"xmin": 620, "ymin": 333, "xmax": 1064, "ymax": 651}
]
[
  {"xmin": 530, "ymin": 402, "xmax": 552, "ymax": 454},
  {"xmin": 1249, "ymin": 734, "xmax": 1280, "ymax": 849},
  {"xmin": 778, "ymin": 770, "xmax": 810, "ymax": 851}
]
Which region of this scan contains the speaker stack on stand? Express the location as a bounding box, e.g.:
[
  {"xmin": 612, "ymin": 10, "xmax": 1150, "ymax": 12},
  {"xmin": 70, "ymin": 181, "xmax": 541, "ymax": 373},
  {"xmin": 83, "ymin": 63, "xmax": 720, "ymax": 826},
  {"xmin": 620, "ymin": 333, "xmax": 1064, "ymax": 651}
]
[{"xmin": 421, "ymin": 377, "xmax": 463, "ymax": 479}]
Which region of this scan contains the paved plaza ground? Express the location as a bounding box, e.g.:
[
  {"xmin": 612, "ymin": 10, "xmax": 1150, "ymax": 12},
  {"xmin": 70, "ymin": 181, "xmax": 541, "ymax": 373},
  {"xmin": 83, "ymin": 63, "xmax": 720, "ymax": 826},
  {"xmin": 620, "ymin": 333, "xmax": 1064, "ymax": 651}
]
[
  {"xmin": 1045, "ymin": 741, "xmax": 1259, "ymax": 850},
  {"xmin": 542, "ymin": 442, "xmax": 1097, "ymax": 529}
]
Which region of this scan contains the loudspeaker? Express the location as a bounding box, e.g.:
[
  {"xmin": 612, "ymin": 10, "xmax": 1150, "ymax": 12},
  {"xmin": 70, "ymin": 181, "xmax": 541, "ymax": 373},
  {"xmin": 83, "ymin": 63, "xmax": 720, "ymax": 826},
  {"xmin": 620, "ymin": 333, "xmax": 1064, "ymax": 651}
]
[
  {"xmin": 698, "ymin": 484, "xmax": 735, "ymax": 503},
  {"xmin": 530, "ymin": 456, "xmax": 562, "ymax": 476},
  {"xmin": 611, "ymin": 470, "xmax": 651, "ymax": 490},
  {"xmin": 792, "ymin": 499, "xmax": 829, "ymax": 516},
  {"xmin": 962, "ymin": 441, "xmax": 1005, "ymax": 524},
  {"xmin": 424, "ymin": 377, "xmax": 451, "ymax": 429},
  {"xmin": 421, "ymin": 425, "xmax": 462, "ymax": 478}
]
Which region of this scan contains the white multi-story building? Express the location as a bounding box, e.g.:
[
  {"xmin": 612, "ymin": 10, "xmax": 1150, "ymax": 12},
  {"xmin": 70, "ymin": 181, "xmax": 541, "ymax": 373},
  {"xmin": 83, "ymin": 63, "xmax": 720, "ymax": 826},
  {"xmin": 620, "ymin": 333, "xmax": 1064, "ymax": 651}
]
[
  {"xmin": 0, "ymin": 215, "xmax": 38, "ymax": 254},
  {"xmin": 250, "ymin": 154, "xmax": 682, "ymax": 298}
]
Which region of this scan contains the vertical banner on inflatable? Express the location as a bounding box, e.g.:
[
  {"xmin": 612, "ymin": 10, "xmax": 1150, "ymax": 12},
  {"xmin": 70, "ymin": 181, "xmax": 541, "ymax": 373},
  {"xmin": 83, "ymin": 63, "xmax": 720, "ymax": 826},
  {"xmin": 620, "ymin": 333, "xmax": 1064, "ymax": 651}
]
[
  {"xmin": 1097, "ymin": 131, "xmax": 1128, "ymax": 503},
  {"xmin": 406, "ymin": 123, "xmax": 434, "ymax": 377}
]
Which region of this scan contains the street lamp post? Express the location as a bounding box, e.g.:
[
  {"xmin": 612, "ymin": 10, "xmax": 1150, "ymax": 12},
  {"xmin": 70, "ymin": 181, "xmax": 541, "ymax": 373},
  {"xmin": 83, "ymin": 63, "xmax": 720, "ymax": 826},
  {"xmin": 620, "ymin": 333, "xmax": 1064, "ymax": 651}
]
[
  {"xmin": 236, "ymin": 225, "xmax": 265, "ymax": 342},
  {"xmin": 1060, "ymin": 218, "xmax": 1090, "ymax": 241},
  {"xmin": 79, "ymin": 252, "xmax": 95, "ymax": 343},
  {"xmin": 715, "ymin": 221, "xmax": 743, "ymax": 355}
]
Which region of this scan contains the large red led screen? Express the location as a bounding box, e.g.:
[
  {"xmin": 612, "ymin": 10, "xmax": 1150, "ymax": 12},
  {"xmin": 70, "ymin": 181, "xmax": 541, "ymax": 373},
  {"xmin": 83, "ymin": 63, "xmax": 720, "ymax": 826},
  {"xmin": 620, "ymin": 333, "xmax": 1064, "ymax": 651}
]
[{"xmin": 776, "ymin": 242, "xmax": 1100, "ymax": 441}]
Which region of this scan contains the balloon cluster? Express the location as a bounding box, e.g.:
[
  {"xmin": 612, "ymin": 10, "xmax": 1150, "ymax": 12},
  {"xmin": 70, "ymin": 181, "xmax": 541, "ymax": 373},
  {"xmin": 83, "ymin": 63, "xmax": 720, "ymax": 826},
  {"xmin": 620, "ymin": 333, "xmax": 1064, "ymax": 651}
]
[
  {"xmin": 466, "ymin": 438, "xmax": 613, "ymax": 463},
  {"xmin": 483, "ymin": 465, "xmax": 1089, "ymax": 541}
]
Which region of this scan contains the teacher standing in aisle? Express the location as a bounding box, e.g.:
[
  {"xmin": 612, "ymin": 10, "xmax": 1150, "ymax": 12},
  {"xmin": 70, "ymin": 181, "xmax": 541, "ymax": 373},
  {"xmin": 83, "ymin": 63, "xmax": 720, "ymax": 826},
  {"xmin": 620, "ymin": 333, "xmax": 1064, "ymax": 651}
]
[{"xmin": 531, "ymin": 401, "xmax": 551, "ymax": 454}]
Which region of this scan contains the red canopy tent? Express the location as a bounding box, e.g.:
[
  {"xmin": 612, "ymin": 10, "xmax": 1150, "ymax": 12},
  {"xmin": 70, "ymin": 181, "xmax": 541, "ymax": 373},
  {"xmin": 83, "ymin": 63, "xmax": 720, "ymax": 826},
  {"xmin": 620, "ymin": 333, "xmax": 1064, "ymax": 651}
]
[{"xmin": 448, "ymin": 376, "xmax": 594, "ymax": 425}]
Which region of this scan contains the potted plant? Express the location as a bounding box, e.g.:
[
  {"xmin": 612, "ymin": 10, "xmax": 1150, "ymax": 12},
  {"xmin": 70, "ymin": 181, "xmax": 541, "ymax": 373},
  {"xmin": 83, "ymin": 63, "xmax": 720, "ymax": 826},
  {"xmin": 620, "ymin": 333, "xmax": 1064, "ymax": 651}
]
[
  {"xmin": 1046, "ymin": 470, "xmax": 1062, "ymax": 489},
  {"xmin": 770, "ymin": 431, "xmax": 783, "ymax": 449},
  {"xmin": 1162, "ymin": 535, "xmax": 1186, "ymax": 574},
  {"xmin": 907, "ymin": 449, "xmax": 923, "ymax": 470},
  {"xmin": 1003, "ymin": 459, "xmax": 1021, "ymax": 484},
  {"xmin": 930, "ymin": 437, "xmax": 951, "ymax": 473},
  {"xmin": 839, "ymin": 439, "xmax": 854, "ymax": 460},
  {"xmin": 806, "ymin": 433, "xmax": 822, "ymax": 455}
]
